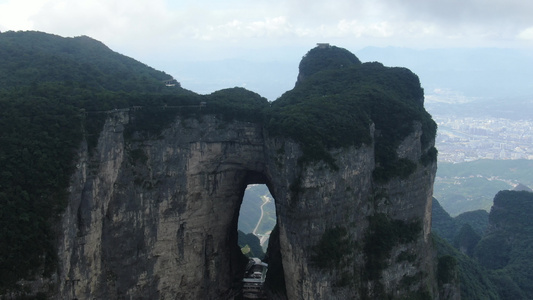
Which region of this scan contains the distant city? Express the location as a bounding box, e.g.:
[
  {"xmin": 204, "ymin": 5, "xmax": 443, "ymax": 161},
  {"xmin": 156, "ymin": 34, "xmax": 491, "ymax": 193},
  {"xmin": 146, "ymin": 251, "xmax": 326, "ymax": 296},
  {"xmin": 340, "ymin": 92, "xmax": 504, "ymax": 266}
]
[{"xmin": 434, "ymin": 116, "xmax": 533, "ymax": 163}]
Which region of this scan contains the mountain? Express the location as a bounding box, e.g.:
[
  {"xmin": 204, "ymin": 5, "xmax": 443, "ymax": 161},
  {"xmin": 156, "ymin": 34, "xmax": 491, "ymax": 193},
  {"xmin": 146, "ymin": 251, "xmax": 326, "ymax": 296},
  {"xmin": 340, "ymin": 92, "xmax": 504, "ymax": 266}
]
[
  {"xmin": 431, "ymin": 198, "xmax": 457, "ymax": 241},
  {"xmin": 0, "ymin": 30, "xmax": 195, "ymax": 292},
  {"xmin": 474, "ymin": 190, "xmax": 533, "ymax": 298},
  {"xmin": 238, "ymin": 230, "xmax": 265, "ymax": 259},
  {"xmin": 1, "ymin": 32, "xmax": 441, "ymax": 299},
  {"xmin": 0, "ymin": 30, "xmax": 182, "ymax": 95},
  {"xmin": 433, "ymin": 234, "xmax": 499, "ymax": 300},
  {"xmin": 432, "ymin": 198, "xmax": 488, "ymax": 253},
  {"xmin": 454, "ymin": 210, "xmax": 489, "ymax": 237},
  {"xmin": 432, "ymin": 190, "xmax": 533, "ymax": 299}
]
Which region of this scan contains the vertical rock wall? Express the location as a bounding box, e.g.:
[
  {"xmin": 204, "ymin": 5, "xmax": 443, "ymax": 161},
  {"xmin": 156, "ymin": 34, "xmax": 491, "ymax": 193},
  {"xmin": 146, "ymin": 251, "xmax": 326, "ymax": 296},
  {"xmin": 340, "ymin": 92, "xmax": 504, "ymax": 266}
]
[{"xmin": 56, "ymin": 112, "xmax": 437, "ymax": 299}]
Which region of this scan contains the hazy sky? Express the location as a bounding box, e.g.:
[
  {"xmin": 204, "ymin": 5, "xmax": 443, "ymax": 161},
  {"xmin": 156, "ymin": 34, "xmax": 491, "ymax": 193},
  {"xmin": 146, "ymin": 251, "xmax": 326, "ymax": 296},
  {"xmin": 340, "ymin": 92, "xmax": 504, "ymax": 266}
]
[
  {"xmin": 1, "ymin": 0, "xmax": 533, "ymax": 99},
  {"xmin": 1, "ymin": 0, "xmax": 533, "ymax": 61}
]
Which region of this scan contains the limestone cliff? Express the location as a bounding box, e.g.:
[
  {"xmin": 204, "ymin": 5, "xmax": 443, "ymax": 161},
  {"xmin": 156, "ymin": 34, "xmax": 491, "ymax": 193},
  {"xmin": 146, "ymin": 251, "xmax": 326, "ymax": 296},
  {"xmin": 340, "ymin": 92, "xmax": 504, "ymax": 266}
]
[
  {"xmin": 37, "ymin": 45, "xmax": 442, "ymax": 299},
  {"xmin": 0, "ymin": 34, "xmax": 448, "ymax": 299},
  {"xmin": 53, "ymin": 113, "xmax": 437, "ymax": 299}
]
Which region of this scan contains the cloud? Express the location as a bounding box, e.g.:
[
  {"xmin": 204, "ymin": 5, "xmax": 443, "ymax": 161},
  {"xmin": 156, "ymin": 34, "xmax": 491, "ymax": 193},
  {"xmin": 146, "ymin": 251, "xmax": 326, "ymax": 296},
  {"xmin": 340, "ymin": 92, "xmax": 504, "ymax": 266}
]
[
  {"xmin": 518, "ymin": 27, "xmax": 533, "ymax": 40},
  {"xmin": 29, "ymin": 0, "xmax": 175, "ymax": 39},
  {"xmin": 1, "ymin": 0, "xmax": 532, "ymax": 60},
  {"xmin": 384, "ymin": 0, "xmax": 533, "ymax": 40},
  {"xmin": 0, "ymin": 0, "xmax": 45, "ymax": 30}
]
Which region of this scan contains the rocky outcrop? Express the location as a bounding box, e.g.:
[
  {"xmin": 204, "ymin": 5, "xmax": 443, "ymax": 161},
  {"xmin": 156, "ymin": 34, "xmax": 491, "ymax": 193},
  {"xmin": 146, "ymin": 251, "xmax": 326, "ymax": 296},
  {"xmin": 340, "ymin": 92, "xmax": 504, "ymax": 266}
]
[{"xmin": 53, "ymin": 104, "xmax": 438, "ymax": 299}]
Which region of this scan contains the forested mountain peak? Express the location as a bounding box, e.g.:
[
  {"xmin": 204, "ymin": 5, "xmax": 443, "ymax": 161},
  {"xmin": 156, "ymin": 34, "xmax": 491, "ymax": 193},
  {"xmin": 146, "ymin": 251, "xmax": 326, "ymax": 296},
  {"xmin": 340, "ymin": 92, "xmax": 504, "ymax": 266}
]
[
  {"xmin": 433, "ymin": 190, "xmax": 533, "ymax": 299},
  {"xmin": 269, "ymin": 45, "xmax": 434, "ymax": 179},
  {"xmin": 0, "ymin": 31, "xmax": 108, "ymax": 54},
  {"xmin": 0, "ymin": 33, "xmax": 437, "ymax": 295},
  {"xmin": 0, "ymin": 30, "xmax": 182, "ymax": 95},
  {"xmin": 472, "ymin": 190, "xmax": 533, "ymax": 298},
  {"xmin": 487, "ymin": 190, "xmax": 533, "ymax": 230},
  {"xmin": 0, "ymin": 32, "xmax": 197, "ymax": 289},
  {"xmin": 296, "ymin": 44, "xmax": 361, "ymax": 84}
]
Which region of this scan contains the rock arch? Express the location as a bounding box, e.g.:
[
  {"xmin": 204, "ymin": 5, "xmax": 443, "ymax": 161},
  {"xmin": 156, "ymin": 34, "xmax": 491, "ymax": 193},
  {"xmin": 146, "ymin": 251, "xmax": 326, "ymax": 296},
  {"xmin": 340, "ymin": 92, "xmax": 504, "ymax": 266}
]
[{"xmin": 58, "ymin": 113, "xmax": 437, "ymax": 299}]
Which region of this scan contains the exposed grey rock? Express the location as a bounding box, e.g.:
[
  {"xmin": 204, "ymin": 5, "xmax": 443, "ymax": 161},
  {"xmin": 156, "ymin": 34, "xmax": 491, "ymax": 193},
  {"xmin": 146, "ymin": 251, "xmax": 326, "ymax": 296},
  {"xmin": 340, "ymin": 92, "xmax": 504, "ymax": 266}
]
[{"xmin": 52, "ymin": 110, "xmax": 440, "ymax": 299}]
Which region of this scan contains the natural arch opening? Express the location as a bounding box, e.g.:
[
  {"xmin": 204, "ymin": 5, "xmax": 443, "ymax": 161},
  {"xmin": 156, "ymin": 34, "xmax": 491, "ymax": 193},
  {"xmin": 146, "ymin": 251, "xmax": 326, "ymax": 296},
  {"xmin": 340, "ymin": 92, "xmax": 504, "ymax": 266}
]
[
  {"xmin": 237, "ymin": 184, "xmax": 276, "ymax": 259},
  {"xmin": 230, "ymin": 174, "xmax": 287, "ymax": 299}
]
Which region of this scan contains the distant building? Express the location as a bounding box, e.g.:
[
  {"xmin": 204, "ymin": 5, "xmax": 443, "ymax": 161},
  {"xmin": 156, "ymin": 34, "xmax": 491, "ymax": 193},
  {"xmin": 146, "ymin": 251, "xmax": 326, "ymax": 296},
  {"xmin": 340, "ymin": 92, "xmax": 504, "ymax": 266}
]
[
  {"xmin": 163, "ymin": 78, "xmax": 179, "ymax": 87},
  {"xmin": 316, "ymin": 43, "xmax": 330, "ymax": 49}
]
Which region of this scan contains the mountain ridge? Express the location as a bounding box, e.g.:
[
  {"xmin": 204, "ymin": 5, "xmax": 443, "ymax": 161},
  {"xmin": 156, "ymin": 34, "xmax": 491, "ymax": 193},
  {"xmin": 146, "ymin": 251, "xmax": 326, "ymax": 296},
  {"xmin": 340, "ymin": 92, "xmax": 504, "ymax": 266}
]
[
  {"xmin": 432, "ymin": 190, "xmax": 533, "ymax": 299},
  {"xmin": 1, "ymin": 31, "xmax": 440, "ymax": 299}
]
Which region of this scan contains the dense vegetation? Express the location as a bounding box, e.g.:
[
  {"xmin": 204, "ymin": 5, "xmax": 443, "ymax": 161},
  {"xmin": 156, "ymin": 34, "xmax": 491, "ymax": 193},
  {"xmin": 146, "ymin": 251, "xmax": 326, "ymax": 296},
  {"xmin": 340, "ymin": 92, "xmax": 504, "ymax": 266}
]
[
  {"xmin": 475, "ymin": 191, "xmax": 533, "ymax": 298},
  {"xmin": 0, "ymin": 31, "xmax": 437, "ymax": 291},
  {"xmin": 433, "ymin": 234, "xmax": 500, "ymax": 300},
  {"xmin": 432, "ymin": 198, "xmax": 488, "ymax": 243},
  {"xmin": 237, "ymin": 230, "xmax": 265, "ymax": 259},
  {"xmin": 296, "ymin": 45, "xmax": 361, "ymax": 83},
  {"xmin": 363, "ymin": 214, "xmax": 421, "ymax": 280},
  {"xmin": 310, "ymin": 226, "xmax": 351, "ymax": 269},
  {"xmin": 433, "ymin": 190, "xmax": 533, "ymax": 299},
  {"xmin": 0, "ymin": 31, "xmax": 193, "ymax": 291},
  {"xmin": 267, "ymin": 46, "xmax": 437, "ymax": 179},
  {"xmin": 0, "ymin": 31, "xmax": 176, "ymax": 94},
  {"xmin": 0, "ymin": 94, "xmax": 83, "ymax": 286}
]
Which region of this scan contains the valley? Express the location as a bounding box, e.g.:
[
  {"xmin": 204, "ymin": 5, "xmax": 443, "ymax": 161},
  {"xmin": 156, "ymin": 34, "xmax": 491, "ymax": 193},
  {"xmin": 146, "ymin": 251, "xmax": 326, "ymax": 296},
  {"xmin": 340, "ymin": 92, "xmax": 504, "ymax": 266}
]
[{"xmin": 239, "ymin": 185, "xmax": 276, "ymax": 251}]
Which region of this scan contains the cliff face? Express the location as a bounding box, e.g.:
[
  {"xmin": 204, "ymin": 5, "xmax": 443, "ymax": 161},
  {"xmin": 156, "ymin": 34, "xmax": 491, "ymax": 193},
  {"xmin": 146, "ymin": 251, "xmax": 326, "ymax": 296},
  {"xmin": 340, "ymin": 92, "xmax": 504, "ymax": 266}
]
[
  {"xmin": 55, "ymin": 108, "xmax": 437, "ymax": 299},
  {"xmin": 0, "ymin": 35, "xmax": 444, "ymax": 300}
]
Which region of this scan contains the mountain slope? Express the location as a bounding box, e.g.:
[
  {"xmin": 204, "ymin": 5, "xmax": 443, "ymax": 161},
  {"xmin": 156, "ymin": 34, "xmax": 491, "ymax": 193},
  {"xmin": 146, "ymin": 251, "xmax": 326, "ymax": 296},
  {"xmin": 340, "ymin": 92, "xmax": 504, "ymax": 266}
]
[
  {"xmin": 0, "ymin": 31, "xmax": 181, "ymax": 95},
  {"xmin": 433, "ymin": 190, "xmax": 533, "ymax": 299},
  {"xmin": 475, "ymin": 190, "xmax": 533, "ymax": 298},
  {"xmin": 1, "ymin": 34, "xmax": 440, "ymax": 299},
  {"xmin": 0, "ymin": 31, "xmax": 195, "ymax": 290},
  {"xmin": 432, "ymin": 198, "xmax": 489, "ymax": 252}
]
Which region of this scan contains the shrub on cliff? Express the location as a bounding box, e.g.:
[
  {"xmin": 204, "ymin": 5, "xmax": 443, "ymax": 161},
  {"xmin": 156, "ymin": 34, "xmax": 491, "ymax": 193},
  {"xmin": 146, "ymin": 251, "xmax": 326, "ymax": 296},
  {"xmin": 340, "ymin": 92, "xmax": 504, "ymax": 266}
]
[
  {"xmin": 364, "ymin": 214, "xmax": 421, "ymax": 280},
  {"xmin": 310, "ymin": 226, "xmax": 351, "ymax": 269}
]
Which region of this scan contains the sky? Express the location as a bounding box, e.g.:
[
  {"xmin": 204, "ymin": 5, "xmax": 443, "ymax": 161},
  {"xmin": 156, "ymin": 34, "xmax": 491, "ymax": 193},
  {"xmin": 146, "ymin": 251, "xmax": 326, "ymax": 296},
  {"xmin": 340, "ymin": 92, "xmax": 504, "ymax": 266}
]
[
  {"xmin": 1, "ymin": 0, "xmax": 533, "ymax": 58},
  {"xmin": 1, "ymin": 0, "xmax": 533, "ymax": 98}
]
